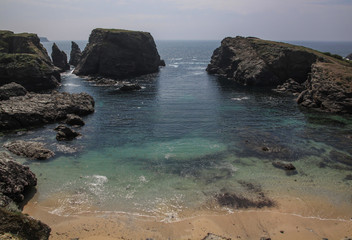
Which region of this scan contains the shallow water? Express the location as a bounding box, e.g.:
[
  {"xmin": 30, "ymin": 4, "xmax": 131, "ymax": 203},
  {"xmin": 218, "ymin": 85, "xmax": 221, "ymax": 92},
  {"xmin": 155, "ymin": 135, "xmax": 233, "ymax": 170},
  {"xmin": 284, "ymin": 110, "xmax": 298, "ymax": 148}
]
[{"xmin": 2, "ymin": 40, "xmax": 352, "ymax": 220}]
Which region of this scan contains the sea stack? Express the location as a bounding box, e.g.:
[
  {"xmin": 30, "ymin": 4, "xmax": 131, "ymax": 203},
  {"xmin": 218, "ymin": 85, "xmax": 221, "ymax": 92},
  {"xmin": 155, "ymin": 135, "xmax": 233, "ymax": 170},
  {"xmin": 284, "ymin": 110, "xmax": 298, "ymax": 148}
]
[
  {"xmin": 69, "ymin": 41, "xmax": 82, "ymax": 66},
  {"xmin": 51, "ymin": 42, "xmax": 70, "ymax": 71},
  {"xmin": 207, "ymin": 36, "xmax": 352, "ymax": 114},
  {"xmin": 74, "ymin": 28, "xmax": 164, "ymax": 79},
  {"xmin": 0, "ymin": 30, "xmax": 60, "ymax": 92}
]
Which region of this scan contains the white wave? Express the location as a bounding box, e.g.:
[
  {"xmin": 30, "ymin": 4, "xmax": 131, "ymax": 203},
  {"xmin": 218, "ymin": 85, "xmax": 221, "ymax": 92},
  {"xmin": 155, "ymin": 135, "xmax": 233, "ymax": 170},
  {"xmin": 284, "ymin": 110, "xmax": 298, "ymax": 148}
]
[
  {"xmin": 169, "ymin": 64, "xmax": 179, "ymax": 68},
  {"xmin": 231, "ymin": 96, "xmax": 250, "ymax": 101},
  {"xmin": 63, "ymin": 83, "xmax": 80, "ymax": 87},
  {"xmin": 170, "ymin": 58, "xmax": 183, "ymax": 61}
]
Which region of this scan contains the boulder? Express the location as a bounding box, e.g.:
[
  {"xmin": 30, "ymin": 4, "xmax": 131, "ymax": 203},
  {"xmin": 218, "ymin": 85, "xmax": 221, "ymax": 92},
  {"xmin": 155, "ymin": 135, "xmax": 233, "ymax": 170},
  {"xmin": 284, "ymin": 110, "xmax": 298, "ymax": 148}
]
[
  {"xmin": 74, "ymin": 28, "xmax": 164, "ymax": 79},
  {"xmin": 51, "ymin": 42, "xmax": 70, "ymax": 71},
  {"xmin": 346, "ymin": 53, "xmax": 352, "ymax": 60},
  {"xmin": 202, "ymin": 233, "xmax": 231, "ymax": 240},
  {"xmin": 273, "ymin": 78, "xmax": 305, "ymax": 95},
  {"xmin": 119, "ymin": 83, "xmax": 142, "ymax": 91},
  {"xmin": 0, "ymin": 82, "xmax": 27, "ymax": 100},
  {"xmin": 0, "ymin": 152, "xmax": 37, "ymax": 204},
  {"xmin": 0, "ymin": 91, "xmax": 95, "ymax": 131},
  {"xmin": 54, "ymin": 125, "xmax": 80, "ymax": 141},
  {"xmin": 0, "ymin": 30, "xmax": 60, "ymax": 92},
  {"xmin": 65, "ymin": 114, "xmax": 85, "ymax": 126},
  {"xmin": 69, "ymin": 41, "xmax": 82, "ymax": 66},
  {"xmin": 3, "ymin": 140, "xmax": 54, "ymax": 160}
]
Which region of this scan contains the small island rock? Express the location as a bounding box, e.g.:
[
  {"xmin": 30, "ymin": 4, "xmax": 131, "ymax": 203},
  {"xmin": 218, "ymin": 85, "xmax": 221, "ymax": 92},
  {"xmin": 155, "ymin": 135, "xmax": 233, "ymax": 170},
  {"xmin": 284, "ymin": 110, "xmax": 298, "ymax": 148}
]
[
  {"xmin": 54, "ymin": 125, "xmax": 80, "ymax": 141},
  {"xmin": 74, "ymin": 28, "xmax": 164, "ymax": 79},
  {"xmin": 69, "ymin": 41, "xmax": 82, "ymax": 66},
  {"xmin": 51, "ymin": 42, "xmax": 70, "ymax": 71},
  {"xmin": 3, "ymin": 140, "xmax": 54, "ymax": 160}
]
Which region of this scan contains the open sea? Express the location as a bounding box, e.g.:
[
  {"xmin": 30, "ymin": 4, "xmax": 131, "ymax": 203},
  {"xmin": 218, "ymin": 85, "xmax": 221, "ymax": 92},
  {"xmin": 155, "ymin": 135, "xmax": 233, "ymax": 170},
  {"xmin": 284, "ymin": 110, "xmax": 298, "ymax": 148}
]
[{"xmin": 2, "ymin": 40, "xmax": 352, "ymax": 221}]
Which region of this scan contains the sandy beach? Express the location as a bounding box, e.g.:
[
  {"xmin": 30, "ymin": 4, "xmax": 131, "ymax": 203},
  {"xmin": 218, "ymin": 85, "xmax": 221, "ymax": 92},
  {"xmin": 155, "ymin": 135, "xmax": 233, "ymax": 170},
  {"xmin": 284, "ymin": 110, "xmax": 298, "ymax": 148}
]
[{"xmin": 23, "ymin": 195, "xmax": 352, "ymax": 240}]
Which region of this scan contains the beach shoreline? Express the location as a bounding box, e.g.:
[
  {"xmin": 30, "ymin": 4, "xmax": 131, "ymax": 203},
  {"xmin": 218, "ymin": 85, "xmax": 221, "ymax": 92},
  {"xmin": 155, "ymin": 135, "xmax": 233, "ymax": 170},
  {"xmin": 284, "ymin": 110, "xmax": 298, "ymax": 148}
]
[{"xmin": 23, "ymin": 195, "xmax": 352, "ymax": 240}]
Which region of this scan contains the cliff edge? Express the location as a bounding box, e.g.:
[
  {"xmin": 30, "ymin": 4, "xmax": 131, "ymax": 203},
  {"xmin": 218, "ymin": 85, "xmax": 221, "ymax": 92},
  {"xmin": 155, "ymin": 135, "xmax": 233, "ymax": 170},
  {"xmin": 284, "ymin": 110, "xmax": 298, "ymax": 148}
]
[
  {"xmin": 74, "ymin": 28, "xmax": 164, "ymax": 79},
  {"xmin": 207, "ymin": 36, "xmax": 352, "ymax": 113}
]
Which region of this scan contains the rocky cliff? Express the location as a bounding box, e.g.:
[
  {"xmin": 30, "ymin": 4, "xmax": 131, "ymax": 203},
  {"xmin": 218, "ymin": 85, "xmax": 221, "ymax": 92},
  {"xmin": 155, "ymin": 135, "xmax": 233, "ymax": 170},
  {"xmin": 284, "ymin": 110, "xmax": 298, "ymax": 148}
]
[
  {"xmin": 74, "ymin": 28, "xmax": 164, "ymax": 79},
  {"xmin": 69, "ymin": 41, "xmax": 82, "ymax": 66},
  {"xmin": 51, "ymin": 43, "xmax": 69, "ymax": 71},
  {"xmin": 207, "ymin": 36, "xmax": 352, "ymax": 113},
  {"xmin": 0, "ymin": 30, "xmax": 60, "ymax": 92}
]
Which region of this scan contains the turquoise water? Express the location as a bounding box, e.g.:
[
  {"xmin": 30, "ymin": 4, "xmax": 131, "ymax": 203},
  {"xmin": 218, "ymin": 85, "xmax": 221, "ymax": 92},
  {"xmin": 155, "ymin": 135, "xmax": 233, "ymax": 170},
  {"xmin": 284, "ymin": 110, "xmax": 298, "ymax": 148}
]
[{"xmin": 2, "ymin": 40, "xmax": 352, "ymax": 219}]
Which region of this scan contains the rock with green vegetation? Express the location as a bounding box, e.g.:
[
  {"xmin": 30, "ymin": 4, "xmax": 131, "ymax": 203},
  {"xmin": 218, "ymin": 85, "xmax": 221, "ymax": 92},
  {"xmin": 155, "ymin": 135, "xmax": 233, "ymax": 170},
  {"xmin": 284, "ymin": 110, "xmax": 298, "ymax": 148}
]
[
  {"xmin": 69, "ymin": 41, "xmax": 82, "ymax": 66},
  {"xmin": 0, "ymin": 30, "xmax": 60, "ymax": 92},
  {"xmin": 207, "ymin": 36, "xmax": 352, "ymax": 113},
  {"xmin": 51, "ymin": 42, "xmax": 69, "ymax": 71},
  {"xmin": 0, "ymin": 91, "xmax": 95, "ymax": 131},
  {"xmin": 74, "ymin": 28, "xmax": 164, "ymax": 79}
]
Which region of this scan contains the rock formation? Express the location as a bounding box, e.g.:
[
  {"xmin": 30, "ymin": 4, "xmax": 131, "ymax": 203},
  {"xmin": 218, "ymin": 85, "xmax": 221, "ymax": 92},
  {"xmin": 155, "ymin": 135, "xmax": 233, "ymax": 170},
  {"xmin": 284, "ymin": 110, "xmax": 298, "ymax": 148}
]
[
  {"xmin": 0, "ymin": 91, "xmax": 95, "ymax": 131},
  {"xmin": 207, "ymin": 36, "xmax": 352, "ymax": 113},
  {"xmin": 51, "ymin": 42, "xmax": 70, "ymax": 71},
  {"xmin": 119, "ymin": 83, "xmax": 142, "ymax": 91},
  {"xmin": 346, "ymin": 53, "xmax": 352, "ymax": 60},
  {"xmin": 69, "ymin": 41, "xmax": 82, "ymax": 66},
  {"xmin": 0, "ymin": 30, "xmax": 60, "ymax": 92},
  {"xmin": 4, "ymin": 140, "xmax": 54, "ymax": 160},
  {"xmin": 74, "ymin": 28, "xmax": 164, "ymax": 79},
  {"xmin": 54, "ymin": 125, "xmax": 80, "ymax": 141},
  {"xmin": 0, "ymin": 82, "xmax": 27, "ymax": 100},
  {"xmin": 65, "ymin": 114, "xmax": 85, "ymax": 126}
]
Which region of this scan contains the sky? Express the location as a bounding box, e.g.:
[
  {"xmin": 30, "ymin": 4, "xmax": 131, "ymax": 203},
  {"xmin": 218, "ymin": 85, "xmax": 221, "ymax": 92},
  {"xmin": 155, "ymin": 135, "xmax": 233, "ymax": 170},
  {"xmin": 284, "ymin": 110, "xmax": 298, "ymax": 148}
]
[{"xmin": 0, "ymin": 0, "xmax": 351, "ymax": 41}]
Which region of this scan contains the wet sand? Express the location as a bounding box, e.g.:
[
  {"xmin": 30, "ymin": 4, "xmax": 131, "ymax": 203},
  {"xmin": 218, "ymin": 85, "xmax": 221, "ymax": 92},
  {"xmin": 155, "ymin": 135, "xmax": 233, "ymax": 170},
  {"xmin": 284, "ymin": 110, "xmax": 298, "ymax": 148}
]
[{"xmin": 23, "ymin": 195, "xmax": 352, "ymax": 240}]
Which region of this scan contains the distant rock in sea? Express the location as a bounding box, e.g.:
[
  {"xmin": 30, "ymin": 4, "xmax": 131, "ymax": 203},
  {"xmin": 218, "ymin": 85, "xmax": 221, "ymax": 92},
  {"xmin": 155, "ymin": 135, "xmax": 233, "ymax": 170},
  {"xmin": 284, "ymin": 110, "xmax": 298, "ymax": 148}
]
[
  {"xmin": 0, "ymin": 30, "xmax": 60, "ymax": 92},
  {"xmin": 51, "ymin": 42, "xmax": 70, "ymax": 72},
  {"xmin": 74, "ymin": 28, "xmax": 164, "ymax": 79},
  {"xmin": 69, "ymin": 41, "xmax": 82, "ymax": 66},
  {"xmin": 39, "ymin": 36, "xmax": 49, "ymax": 42},
  {"xmin": 207, "ymin": 36, "xmax": 352, "ymax": 114}
]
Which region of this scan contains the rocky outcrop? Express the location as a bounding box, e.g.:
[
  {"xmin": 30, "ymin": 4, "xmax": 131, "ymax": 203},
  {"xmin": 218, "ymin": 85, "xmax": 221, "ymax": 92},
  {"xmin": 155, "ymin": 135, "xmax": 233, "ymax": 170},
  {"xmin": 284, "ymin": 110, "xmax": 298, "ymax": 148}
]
[
  {"xmin": 119, "ymin": 83, "xmax": 142, "ymax": 91},
  {"xmin": 74, "ymin": 28, "xmax": 164, "ymax": 79},
  {"xmin": 4, "ymin": 140, "xmax": 54, "ymax": 160},
  {"xmin": 54, "ymin": 125, "xmax": 80, "ymax": 141},
  {"xmin": 0, "ymin": 82, "xmax": 27, "ymax": 100},
  {"xmin": 207, "ymin": 36, "xmax": 317, "ymax": 86},
  {"xmin": 346, "ymin": 53, "xmax": 352, "ymax": 60},
  {"xmin": 66, "ymin": 114, "xmax": 85, "ymax": 126},
  {"xmin": 0, "ymin": 91, "xmax": 95, "ymax": 131},
  {"xmin": 207, "ymin": 36, "xmax": 352, "ymax": 113},
  {"xmin": 0, "ymin": 152, "xmax": 37, "ymax": 205},
  {"xmin": 51, "ymin": 43, "xmax": 69, "ymax": 72},
  {"xmin": 69, "ymin": 41, "xmax": 82, "ymax": 66},
  {"xmin": 0, "ymin": 30, "xmax": 60, "ymax": 92}
]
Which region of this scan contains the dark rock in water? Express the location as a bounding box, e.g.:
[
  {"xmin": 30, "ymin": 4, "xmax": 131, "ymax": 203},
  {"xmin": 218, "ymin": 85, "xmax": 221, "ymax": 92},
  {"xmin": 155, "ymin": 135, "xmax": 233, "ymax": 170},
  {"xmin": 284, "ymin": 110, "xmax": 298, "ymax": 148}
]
[
  {"xmin": 3, "ymin": 140, "xmax": 54, "ymax": 160},
  {"xmin": 0, "ymin": 152, "xmax": 37, "ymax": 204},
  {"xmin": 74, "ymin": 28, "xmax": 164, "ymax": 79},
  {"xmin": 0, "ymin": 91, "xmax": 95, "ymax": 131},
  {"xmin": 69, "ymin": 41, "xmax": 82, "ymax": 67},
  {"xmin": 329, "ymin": 150, "xmax": 352, "ymax": 166},
  {"xmin": 202, "ymin": 233, "xmax": 231, "ymax": 240},
  {"xmin": 66, "ymin": 114, "xmax": 85, "ymax": 126},
  {"xmin": 215, "ymin": 192, "xmax": 275, "ymax": 209},
  {"xmin": 54, "ymin": 125, "xmax": 80, "ymax": 141},
  {"xmin": 120, "ymin": 83, "xmax": 142, "ymax": 91},
  {"xmin": 0, "ymin": 208, "xmax": 51, "ymax": 240},
  {"xmin": 272, "ymin": 161, "xmax": 296, "ymax": 171},
  {"xmin": 273, "ymin": 78, "xmax": 305, "ymax": 95},
  {"xmin": 0, "ymin": 30, "xmax": 60, "ymax": 92},
  {"xmin": 159, "ymin": 59, "xmax": 166, "ymax": 67},
  {"xmin": 346, "ymin": 53, "xmax": 352, "ymax": 60},
  {"xmin": 0, "ymin": 82, "xmax": 27, "ymax": 100},
  {"xmin": 51, "ymin": 42, "xmax": 70, "ymax": 72},
  {"xmin": 207, "ymin": 36, "xmax": 317, "ymax": 86}
]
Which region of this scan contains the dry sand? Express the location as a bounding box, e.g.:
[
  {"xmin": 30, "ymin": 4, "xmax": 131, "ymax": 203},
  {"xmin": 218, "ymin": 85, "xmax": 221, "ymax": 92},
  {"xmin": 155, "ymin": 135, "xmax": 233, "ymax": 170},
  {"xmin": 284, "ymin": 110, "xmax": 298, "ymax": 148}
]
[{"xmin": 23, "ymin": 195, "xmax": 352, "ymax": 240}]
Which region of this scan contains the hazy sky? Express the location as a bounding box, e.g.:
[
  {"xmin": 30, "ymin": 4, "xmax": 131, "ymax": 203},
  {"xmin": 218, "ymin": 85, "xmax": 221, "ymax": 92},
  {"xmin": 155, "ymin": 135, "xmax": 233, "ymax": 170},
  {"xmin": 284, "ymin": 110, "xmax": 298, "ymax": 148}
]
[{"xmin": 0, "ymin": 0, "xmax": 351, "ymax": 41}]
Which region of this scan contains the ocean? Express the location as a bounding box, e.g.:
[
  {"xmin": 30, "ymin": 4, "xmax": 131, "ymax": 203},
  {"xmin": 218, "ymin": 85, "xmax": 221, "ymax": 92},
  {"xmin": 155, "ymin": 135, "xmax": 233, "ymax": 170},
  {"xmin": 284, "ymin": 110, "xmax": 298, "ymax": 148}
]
[{"xmin": 2, "ymin": 40, "xmax": 352, "ymax": 221}]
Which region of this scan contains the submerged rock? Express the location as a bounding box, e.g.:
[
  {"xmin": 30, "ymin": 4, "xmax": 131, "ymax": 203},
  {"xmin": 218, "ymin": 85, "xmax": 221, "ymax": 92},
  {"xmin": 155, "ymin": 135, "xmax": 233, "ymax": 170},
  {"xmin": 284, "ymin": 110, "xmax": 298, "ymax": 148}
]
[
  {"xmin": 65, "ymin": 114, "xmax": 85, "ymax": 126},
  {"xmin": 119, "ymin": 83, "xmax": 142, "ymax": 91},
  {"xmin": 272, "ymin": 161, "xmax": 296, "ymax": 171},
  {"xmin": 0, "ymin": 91, "xmax": 94, "ymax": 131},
  {"xmin": 0, "ymin": 152, "xmax": 37, "ymax": 204},
  {"xmin": 0, "ymin": 82, "xmax": 27, "ymax": 100},
  {"xmin": 74, "ymin": 28, "xmax": 164, "ymax": 79},
  {"xmin": 69, "ymin": 41, "xmax": 82, "ymax": 66},
  {"xmin": 215, "ymin": 192, "xmax": 275, "ymax": 209},
  {"xmin": 51, "ymin": 42, "xmax": 70, "ymax": 72},
  {"xmin": 54, "ymin": 125, "xmax": 80, "ymax": 141},
  {"xmin": 3, "ymin": 140, "xmax": 54, "ymax": 160},
  {"xmin": 0, "ymin": 30, "xmax": 60, "ymax": 92}
]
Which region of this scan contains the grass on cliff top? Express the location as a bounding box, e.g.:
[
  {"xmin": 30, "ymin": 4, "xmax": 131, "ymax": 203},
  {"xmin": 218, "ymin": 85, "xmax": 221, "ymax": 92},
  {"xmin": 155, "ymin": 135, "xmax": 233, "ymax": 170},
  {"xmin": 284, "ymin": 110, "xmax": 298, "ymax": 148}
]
[{"xmin": 94, "ymin": 28, "xmax": 146, "ymax": 33}]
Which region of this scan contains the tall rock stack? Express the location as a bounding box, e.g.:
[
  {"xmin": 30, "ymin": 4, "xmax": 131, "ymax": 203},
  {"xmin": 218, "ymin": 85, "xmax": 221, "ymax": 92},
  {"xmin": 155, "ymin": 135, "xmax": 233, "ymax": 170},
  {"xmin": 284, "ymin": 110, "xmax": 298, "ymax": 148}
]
[
  {"xmin": 69, "ymin": 41, "xmax": 82, "ymax": 66},
  {"xmin": 51, "ymin": 42, "xmax": 70, "ymax": 72}
]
